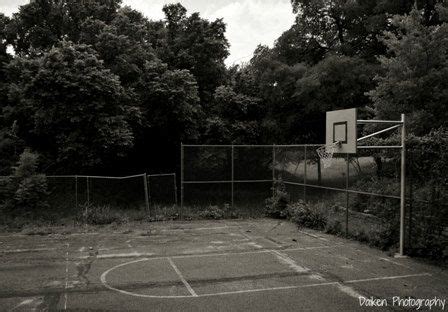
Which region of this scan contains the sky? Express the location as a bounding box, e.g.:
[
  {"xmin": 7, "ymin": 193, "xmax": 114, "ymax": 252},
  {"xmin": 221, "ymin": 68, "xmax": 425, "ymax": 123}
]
[{"xmin": 0, "ymin": 0, "xmax": 296, "ymax": 65}]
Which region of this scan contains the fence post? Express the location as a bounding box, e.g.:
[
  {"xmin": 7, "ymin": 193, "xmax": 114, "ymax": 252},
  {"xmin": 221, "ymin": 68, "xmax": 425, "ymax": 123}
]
[
  {"xmin": 231, "ymin": 144, "xmax": 234, "ymax": 210},
  {"xmin": 173, "ymin": 173, "xmax": 178, "ymax": 206},
  {"xmin": 180, "ymin": 143, "xmax": 184, "ymax": 220},
  {"xmin": 75, "ymin": 175, "xmax": 78, "ymax": 209},
  {"xmin": 272, "ymin": 144, "xmax": 276, "ymax": 197},
  {"xmin": 304, "ymin": 146, "xmax": 307, "ymax": 201},
  {"xmin": 86, "ymin": 177, "xmax": 89, "ymax": 205},
  {"xmin": 346, "ymin": 154, "xmax": 350, "ymax": 237},
  {"xmin": 143, "ymin": 173, "xmax": 150, "ymax": 218}
]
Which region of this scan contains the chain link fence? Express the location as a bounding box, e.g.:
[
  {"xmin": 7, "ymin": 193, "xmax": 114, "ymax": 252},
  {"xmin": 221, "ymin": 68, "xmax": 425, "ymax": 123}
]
[
  {"xmin": 0, "ymin": 173, "xmax": 177, "ymax": 225},
  {"xmin": 181, "ymin": 144, "xmax": 447, "ymax": 254}
]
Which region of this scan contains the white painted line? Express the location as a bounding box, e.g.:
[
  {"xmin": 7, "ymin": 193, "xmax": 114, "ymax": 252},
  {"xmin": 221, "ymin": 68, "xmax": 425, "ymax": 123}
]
[
  {"xmin": 78, "ymin": 252, "xmax": 155, "ymax": 259},
  {"xmin": 297, "ymin": 230, "xmax": 329, "ymax": 242},
  {"xmin": 64, "ymin": 243, "xmax": 69, "ymax": 310},
  {"xmin": 270, "ymin": 250, "xmax": 309, "ymax": 273},
  {"xmin": 199, "ymin": 282, "xmax": 339, "ymax": 297},
  {"xmin": 379, "ymin": 257, "xmax": 412, "ymax": 269},
  {"xmin": 100, "ymin": 258, "xmax": 195, "ymax": 299},
  {"xmin": 159, "ymin": 225, "xmax": 233, "ymax": 233},
  {"xmin": 272, "ymin": 249, "xmax": 363, "ymax": 300},
  {"xmin": 335, "ymin": 283, "xmax": 363, "ymax": 299},
  {"xmin": 67, "ymin": 232, "xmax": 100, "ymax": 236},
  {"xmin": 1, "ymin": 247, "xmax": 56, "ymax": 253},
  {"xmin": 83, "ymin": 245, "xmax": 342, "ymax": 261},
  {"xmin": 345, "ymin": 273, "xmax": 432, "ymax": 284},
  {"xmin": 263, "ymin": 237, "xmax": 282, "ymax": 248},
  {"xmin": 167, "ymin": 257, "xmax": 198, "ymax": 297},
  {"xmin": 100, "ymin": 259, "xmax": 433, "ymax": 299},
  {"xmin": 9, "ymin": 298, "xmax": 37, "ymax": 311}
]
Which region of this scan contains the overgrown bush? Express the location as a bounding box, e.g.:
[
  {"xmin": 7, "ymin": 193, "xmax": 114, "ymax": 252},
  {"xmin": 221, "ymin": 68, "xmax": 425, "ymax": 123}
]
[
  {"xmin": 78, "ymin": 203, "xmax": 122, "ymax": 225},
  {"xmin": 265, "ymin": 179, "xmax": 289, "ymax": 218},
  {"xmin": 198, "ymin": 205, "xmax": 225, "ymax": 220},
  {"xmin": 2, "ymin": 150, "xmax": 49, "ymax": 217},
  {"xmin": 288, "ymin": 200, "xmax": 327, "ymax": 230},
  {"xmin": 325, "ymin": 220, "xmax": 343, "ymax": 235},
  {"xmin": 349, "ymin": 176, "xmax": 399, "ymax": 218}
]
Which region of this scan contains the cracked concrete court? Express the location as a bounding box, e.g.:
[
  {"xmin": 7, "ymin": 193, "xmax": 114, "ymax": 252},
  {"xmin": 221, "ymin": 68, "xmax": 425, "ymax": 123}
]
[{"xmin": 1, "ymin": 219, "xmax": 446, "ymax": 311}]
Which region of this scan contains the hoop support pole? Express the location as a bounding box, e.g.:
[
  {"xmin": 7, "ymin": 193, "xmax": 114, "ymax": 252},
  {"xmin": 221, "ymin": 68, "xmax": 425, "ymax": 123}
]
[
  {"xmin": 180, "ymin": 143, "xmax": 184, "ymax": 219},
  {"xmin": 231, "ymin": 145, "xmax": 234, "ymax": 210},
  {"xmin": 399, "ymin": 114, "xmax": 406, "ymax": 256}
]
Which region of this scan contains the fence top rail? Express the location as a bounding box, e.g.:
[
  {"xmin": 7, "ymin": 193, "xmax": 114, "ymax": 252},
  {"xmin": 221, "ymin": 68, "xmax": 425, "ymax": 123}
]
[
  {"xmin": 182, "ymin": 144, "xmax": 324, "ymax": 147},
  {"xmin": 182, "ymin": 144, "xmax": 403, "ymax": 150},
  {"xmin": 3, "ymin": 173, "xmax": 176, "ymax": 179},
  {"xmin": 147, "ymin": 173, "xmax": 176, "ymax": 177},
  {"xmin": 46, "ymin": 174, "xmax": 146, "ymax": 179}
]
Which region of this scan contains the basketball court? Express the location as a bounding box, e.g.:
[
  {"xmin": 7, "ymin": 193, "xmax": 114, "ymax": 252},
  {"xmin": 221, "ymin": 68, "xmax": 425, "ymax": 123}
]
[{"xmin": 1, "ymin": 219, "xmax": 446, "ymax": 311}]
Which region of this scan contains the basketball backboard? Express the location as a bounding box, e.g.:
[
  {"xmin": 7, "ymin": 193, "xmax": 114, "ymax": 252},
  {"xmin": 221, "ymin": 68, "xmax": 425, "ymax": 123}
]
[{"xmin": 325, "ymin": 108, "xmax": 357, "ymax": 154}]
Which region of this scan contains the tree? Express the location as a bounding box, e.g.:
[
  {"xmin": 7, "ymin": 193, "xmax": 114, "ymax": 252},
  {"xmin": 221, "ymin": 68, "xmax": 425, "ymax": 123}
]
[
  {"xmin": 6, "ymin": 0, "xmax": 121, "ymax": 54},
  {"xmin": 369, "ymin": 8, "xmax": 448, "ymax": 135},
  {"xmin": 159, "ymin": 4, "xmax": 229, "ymax": 105},
  {"xmin": 137, "ymin": 60, "xmax": 202, "ymax": 143},
  {"xmin": 204, "ymin": 86, "xmax": 261, "ymax": 144},
  {"xmin": 83, "ymin": 6, "xmax": 157, "ymax": 87},
  {"xmin": 292, "ymin": 55, "xmax": 376, "ymax": 142},
  {"xmin": 5, "ymin": 41, "xmax": 137, "ymax": 171},
  {"xmin": 0, "ymin": 13, "xmax": 11, "ymax": 106},
  {"xmin": 274, "ymin": 23, "xmax": 327, "ymax": 65},
  {"xmin": 289, "ymin": 0, "xmax": 446, "ymax": 61}
]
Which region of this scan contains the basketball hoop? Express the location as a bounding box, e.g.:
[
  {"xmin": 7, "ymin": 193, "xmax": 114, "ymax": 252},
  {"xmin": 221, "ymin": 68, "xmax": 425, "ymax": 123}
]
[{"xmin": 316, "ymin": 141, "xmax": 341, "ymax": 168}]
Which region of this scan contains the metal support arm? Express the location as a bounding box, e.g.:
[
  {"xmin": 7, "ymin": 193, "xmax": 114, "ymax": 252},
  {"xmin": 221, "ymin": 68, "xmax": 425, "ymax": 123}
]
[{"xmin": 357, "ymin": 124, "xmax": 402, "ymax": 142}]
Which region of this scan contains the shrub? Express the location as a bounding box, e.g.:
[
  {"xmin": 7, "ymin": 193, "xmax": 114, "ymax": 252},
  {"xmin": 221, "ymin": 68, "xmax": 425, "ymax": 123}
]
[
  {"xmin": 325, "ymin": 220, "xmax": 343, "ymax": 235},
  {"xmin": 14, "ymin": 175, "xmax": 49, "ymax": 213},
  {"xmin": 3, "ymin": 150, "xmax": 49, "ymax": 217},
  {"xmin": 366, "ymin": 225, "xmax": 398, "ymax": 251},
  {"xmin": 198, "ymin": 205, "xmax": 225, "ymax": 220},
  {"xmin": 78, "ymin": 203, "xmax": 122, "ymax": 225},
  {"xmin": 265, "ymin": 179, "xmax": 289, "ymax": 218},
  {"xmin": 288, "ymin": 200, "xmax": 327, "ymax": 230}
]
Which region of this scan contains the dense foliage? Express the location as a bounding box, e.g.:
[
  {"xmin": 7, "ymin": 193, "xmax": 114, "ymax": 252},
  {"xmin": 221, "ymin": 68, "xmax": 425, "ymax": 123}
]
[{"xmin": 1, "ymin": 0, "xmax": 447, "ymax": 174}]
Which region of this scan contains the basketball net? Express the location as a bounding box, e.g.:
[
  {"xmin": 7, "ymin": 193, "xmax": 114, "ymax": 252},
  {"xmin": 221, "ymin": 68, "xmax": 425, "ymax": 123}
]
[{"xmin": 316, "ymin": 141, "xmax": 341, "ymax": 169}]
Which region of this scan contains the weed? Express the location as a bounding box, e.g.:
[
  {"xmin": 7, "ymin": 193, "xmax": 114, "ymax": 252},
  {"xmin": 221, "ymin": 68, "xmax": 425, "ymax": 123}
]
[
  {"xmin": 288, "ymin": 200, "xmax": 327, "ymax": 230},
  {"xmin": 198, "ymin": 205, "xmax": 225, "ymax": 220},
  {"xmin": 265, "ymin": 179, "xmax": 289, "ymax": 218}
]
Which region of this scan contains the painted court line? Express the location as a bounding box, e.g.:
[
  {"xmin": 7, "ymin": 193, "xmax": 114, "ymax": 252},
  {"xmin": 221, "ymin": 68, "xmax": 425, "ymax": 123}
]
[
  {"xmin": 78, "ymin": 252, "xmax": 155, "ymax": 259},
  {"xmin": 199, "ymin": 282, "xmax": 339, "ymax": 297},
  {"xmin": 199, "ymin": 273, "xmax": 432, "ymax": 297},
  {"xmin": 64, "ymin": 243, "xmax": 69, "ymax": 310},
  {"xmin": 159, "ymin": 225, "xmax": 233, "ymax": 233},
  {"xmin": 270, "ymin": 250, "xmax": 309, "ymax": 273},
  {"xmin": 335, "ymin": 283, "xmax": 363, "ymax": 299},
  {"xmin": 379, "ymin": 257, "xmax": 412, "ymax": 269},
  {"xmin": 271, "ymin": 249, "xmax": 362, "ymax": 300},
  {"xmin": 167, "ymin": 257, "xmax": 198, "ymax": 297},
  {"xmin": 100, "ymin": 257, "xmax": 432, "ymax": 300},
  {"xmin": 1, "ymin": 247, "xmax": 56, "ymax": 253},
  {"xmin": 296, "ymin": 230, "xmax": 329, "ymax": 242},
  {"xmin": 78, "ymin": 244, "xmax": 342, "ymax": 260},
  {"xmin": 345, "ymin": 273, "xmax": 432, "ymax": 284}
]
